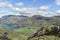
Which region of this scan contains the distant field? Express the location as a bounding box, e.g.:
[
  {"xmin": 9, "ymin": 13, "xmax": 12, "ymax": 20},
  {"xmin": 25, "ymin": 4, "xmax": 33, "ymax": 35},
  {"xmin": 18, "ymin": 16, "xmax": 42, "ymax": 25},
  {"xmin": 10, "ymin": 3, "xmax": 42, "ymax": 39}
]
[{"xmin": 15, "ymin": 27, "xmax": 37, "ymax": 36}]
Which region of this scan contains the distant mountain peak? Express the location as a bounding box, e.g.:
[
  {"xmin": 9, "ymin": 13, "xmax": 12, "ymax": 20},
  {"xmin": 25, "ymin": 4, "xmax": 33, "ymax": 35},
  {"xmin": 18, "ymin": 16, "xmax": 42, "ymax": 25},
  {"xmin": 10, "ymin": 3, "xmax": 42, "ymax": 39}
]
[{"xmin": 1, "ymin": 15, "xmax": 28, "ymax": 20}]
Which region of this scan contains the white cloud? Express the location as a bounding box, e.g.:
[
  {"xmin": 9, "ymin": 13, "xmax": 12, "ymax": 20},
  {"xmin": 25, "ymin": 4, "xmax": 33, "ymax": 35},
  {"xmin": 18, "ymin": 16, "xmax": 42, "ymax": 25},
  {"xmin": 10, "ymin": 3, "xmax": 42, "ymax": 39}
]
[
  {"xmin": 56, "ymin": 10, "xmax": 60, "ymax": 13},
  {"xmin": 54, "ymin": 10, "xmax": 60, "ymax": 16},
  {"xmin": 0, "ymin": 2, "xmax": 7, "ymax": 8},
  {"xmin": 6, "ymin": 5, "xmax": 52, "ymax": 17},
  {"xmin": 38, "ymin": 10, "xmax": 60, "ymax": 17},
  {"xmin": 38, "ymin": 5, "xmax": 51, "ymax": 11},
  {"xmin": 0, "ymin": 1, "xmax": 9, "ymax": 10},
  {"xmin": 55, "ymin": 0, "xmax": 60, "ymax": 5},
  {"xmin": 0, "ymin": 1, "xmax": 52, "ymax": 17},
  {"xmin": 16, "ymin": 2, "xmax": 24, "ymax": 6},
  {"xmin": 0, "ymin": 1, "xmax": 60, "ymax": 17},
  {"xmin": 38, "ymin": 11, "xmax": 54, "ymax": 17}
]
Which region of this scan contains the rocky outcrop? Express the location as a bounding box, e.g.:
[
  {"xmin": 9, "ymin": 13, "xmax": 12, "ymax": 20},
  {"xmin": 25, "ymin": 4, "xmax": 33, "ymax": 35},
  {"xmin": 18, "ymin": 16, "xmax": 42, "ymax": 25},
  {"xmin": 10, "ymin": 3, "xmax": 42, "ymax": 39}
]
[
  {"xmin": 27, "ymin": 25, "xmax": 60, "ymax": 40},
  {"xmin": 0, "ymin": 32, "xmax": 11, "ymax": 40}
]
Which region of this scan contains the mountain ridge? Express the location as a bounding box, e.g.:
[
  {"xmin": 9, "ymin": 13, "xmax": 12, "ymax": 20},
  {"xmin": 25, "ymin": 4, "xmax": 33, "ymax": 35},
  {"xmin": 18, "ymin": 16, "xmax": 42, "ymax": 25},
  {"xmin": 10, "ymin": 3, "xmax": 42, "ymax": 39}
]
[{"xmin": 0, "ymin": 15, "xmax": 60, "ymax": 30}]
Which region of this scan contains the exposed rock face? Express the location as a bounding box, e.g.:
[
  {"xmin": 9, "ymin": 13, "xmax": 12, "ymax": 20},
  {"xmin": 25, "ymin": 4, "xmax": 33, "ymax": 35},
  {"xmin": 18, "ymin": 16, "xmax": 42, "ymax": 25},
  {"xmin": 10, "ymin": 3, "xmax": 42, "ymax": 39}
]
[
  {"xmin": 0, "ymin": 32, "xmax": 11, "ymax": 40},
  {"xmin": 27, "ymin": 24, "xmax": 60, "ymax": 40}
]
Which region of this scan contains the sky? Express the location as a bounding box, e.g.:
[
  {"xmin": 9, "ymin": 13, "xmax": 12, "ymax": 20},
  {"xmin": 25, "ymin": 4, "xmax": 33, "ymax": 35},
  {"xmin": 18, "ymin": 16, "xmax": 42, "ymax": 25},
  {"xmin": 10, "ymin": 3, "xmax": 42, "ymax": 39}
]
[{"xmin": 0, "ymin": 0, "xmax": 60, "ymax": 17}]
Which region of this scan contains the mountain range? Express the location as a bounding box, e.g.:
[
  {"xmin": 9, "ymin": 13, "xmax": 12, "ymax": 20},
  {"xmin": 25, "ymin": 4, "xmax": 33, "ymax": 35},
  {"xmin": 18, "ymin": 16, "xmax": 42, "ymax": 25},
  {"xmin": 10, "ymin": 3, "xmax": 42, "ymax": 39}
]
[{"xmin": 0, "ymin": 15, "xmax": 60, "ymax": 30}]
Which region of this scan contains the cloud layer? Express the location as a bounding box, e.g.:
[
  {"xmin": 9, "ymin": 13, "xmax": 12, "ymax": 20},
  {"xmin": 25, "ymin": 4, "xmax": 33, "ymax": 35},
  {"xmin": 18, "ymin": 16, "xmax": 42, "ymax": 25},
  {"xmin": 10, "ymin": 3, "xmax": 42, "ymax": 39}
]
[
  {"xmin": 56, "ymin": 0, "xmax": 60, "ymax": 5},
  {"xmin": 39, "ymin": 6, "xmax": 51, "ymax": 11},
  {"xmin": 0, "ymin": 1, "xmax": 51, "ymax": 17},
  {"xmin": 0, "ymin": 0, "xmax": 60, "ymax": 17},
  {"xmin": 16, "ymin": 2, "xmax": 24, "ymax": 6}
]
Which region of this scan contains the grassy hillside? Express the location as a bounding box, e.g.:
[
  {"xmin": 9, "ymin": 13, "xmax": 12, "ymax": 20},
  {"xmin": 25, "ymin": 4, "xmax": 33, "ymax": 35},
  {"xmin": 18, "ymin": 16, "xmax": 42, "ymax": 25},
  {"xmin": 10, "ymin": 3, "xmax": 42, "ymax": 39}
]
[
  {"xmin": 0, "ymin": 25, "xmax": 28, "ymax": 40},
  {"xmin": 15, "ymin": 27, "xmax": 60, "ymax": 40},
  {"xmin": 0, "ymin": 24, "xmax": 60, "ymax": 40},
  {"xmin": 15, "ymin": 22, "xmax": 60, "ymax": 40},
  {"xmin": 0, "ymin": 15, "xmax": 60, "ymax": 40}
]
